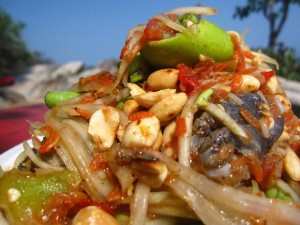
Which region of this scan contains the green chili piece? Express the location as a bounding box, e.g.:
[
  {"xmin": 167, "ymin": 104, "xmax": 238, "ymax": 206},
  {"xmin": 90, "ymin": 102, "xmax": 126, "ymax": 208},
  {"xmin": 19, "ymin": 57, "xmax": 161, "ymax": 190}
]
[
  {"xmin": 44, "ymin": 90, "xmax": 80, "ymax": 108},
  {"xmin": 141, "ymin": 19, "xmax": 234, "ymax": 68},
  {"xmin": 196, "ymin": 88, "xmax": 214, "ymax": 107}
]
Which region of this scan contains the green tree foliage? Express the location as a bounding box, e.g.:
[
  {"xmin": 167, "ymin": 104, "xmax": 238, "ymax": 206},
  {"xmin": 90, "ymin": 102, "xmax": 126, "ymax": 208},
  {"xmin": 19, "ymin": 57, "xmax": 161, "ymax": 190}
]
[
  {"xmin": 0, "ymin": 8, "xmax": 34, "ymax": 76},
  {"xmin": 234, "ymin": 0, "xmax": 300, "ymax": 81},
  {"xmin": 265, "ymin": 45, "xmax": 300, "ymax": 81},
  {"xmin": 234, "ymin": 0, "xmax": 300, "ymax": 49}
]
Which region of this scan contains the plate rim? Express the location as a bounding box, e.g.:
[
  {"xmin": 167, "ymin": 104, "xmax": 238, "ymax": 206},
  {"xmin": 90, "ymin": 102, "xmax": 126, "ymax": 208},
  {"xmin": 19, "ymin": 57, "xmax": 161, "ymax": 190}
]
[{"xmin": 0, "ymin": 141, "xmax": 28, "ymax": 171}]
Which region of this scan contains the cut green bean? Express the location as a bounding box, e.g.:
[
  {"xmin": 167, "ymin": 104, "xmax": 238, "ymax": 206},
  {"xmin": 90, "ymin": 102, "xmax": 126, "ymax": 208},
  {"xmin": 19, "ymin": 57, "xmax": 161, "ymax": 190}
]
[
  {"xmin": 265, "ymin": 188, "xmax": 278, "ymax": 199},
  {"xmin": 116, "ymin": 101, "xmax": 125, "ymax": 110},
  {"xmin": 44, "ymin": 91, "xmax": 80, "ymax": 108},
  {"xmin": 129, "ymin": 73, "xmax": 147, "ymax": 83},
  {"xmin": 265, "ymin": 187, "xmax": 293, "ymax": 202},
  {"xmin": 277, "ymin": 190, "xmax": 293, "ymax": 202}
]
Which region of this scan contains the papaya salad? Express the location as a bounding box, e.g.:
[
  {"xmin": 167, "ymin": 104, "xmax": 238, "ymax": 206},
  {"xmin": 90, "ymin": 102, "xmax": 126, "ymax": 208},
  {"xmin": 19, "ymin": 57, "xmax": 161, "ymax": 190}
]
[{"xmin": 1, "ymin": 6, "xmax": 300, "ymax": 225}]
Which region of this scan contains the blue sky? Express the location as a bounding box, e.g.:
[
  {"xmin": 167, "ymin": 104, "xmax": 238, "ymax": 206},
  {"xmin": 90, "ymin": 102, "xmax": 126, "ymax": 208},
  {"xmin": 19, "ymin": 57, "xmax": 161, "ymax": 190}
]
[{"xmin": 1, "ymin": 0, "xmax": 300, "ymax": 66}]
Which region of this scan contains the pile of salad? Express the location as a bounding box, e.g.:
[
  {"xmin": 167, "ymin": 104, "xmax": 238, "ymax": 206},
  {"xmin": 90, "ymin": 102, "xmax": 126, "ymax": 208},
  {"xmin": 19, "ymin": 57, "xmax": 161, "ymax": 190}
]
[{"xmin": 1, "ymin": 6, "xmax": 300, "ymax": 225}]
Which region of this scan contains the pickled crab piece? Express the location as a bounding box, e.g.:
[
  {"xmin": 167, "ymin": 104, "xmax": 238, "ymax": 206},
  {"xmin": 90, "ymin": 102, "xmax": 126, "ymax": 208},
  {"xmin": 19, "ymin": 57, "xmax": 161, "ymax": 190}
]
[
  {"xmin": 191, "ymin": 127, "xmax": 235, "ymax": 168},
  {"xmin": 191, "ymin": 92, "xmax": 285, "ymax": 172}
]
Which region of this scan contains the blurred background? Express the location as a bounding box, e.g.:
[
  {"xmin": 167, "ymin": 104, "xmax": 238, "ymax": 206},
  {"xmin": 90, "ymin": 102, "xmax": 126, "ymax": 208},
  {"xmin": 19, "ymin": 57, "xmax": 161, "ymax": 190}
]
[{"xmin": 0, "ymin": 0, "xmax": 300, "ymax": 151}]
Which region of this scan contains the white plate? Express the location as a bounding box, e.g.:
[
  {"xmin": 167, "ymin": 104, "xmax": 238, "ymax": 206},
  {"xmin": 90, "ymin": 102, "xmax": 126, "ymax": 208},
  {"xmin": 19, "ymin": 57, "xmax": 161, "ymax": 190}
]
[{"xmin": 0, "ymin": 141, "xmax": 25, "ymax": 171}]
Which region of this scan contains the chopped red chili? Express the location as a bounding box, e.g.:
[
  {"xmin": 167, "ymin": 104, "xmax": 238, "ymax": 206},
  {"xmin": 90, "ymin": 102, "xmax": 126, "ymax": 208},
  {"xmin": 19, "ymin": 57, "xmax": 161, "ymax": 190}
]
[
  {"xmin": 175, "ymin": 118, "xmax": 186, "ymax": 137},
  {"xmin": 128, "ymin": 111, "xmax": 155, "ymax": 122},
  {"xmin": 261, "ymin": 70, "xmax": 275, "ymax": 83},
  {"xmin": 39, "ymin": 125, "xmax": 59, "ymax": 153}
]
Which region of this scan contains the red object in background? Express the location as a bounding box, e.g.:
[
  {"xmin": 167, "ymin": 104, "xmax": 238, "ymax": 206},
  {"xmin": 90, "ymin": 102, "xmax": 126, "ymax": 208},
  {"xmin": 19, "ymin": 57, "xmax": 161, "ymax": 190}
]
[
  {"xmin": 0, "ymin": 76, "xmax": 15, "ymax": 86},
  {"xmin": 0, "ymin": 104, "xmax": 48, "ymax": 154}
]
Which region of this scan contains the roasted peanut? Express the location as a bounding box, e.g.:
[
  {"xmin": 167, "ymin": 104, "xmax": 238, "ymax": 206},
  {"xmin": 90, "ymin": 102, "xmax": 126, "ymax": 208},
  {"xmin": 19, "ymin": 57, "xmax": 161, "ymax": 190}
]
[
  {"xmin": 127, "ymin": 83, "xmax": 145, "ymax": 97},
  {"xmin": 116, "ymin": 110, "xmax": 129, "ymax": 142},
  {"xmin": 162, "ymin": 121, "xmax": 176, "ymax": 157},
  {"xmin": 149, "ymin": 93, "xmax": 187, "ymax": 122},
  {"xmin": 266, "ymin": 76, "xmax": 282, "ymax": 94},
  {"xmin": 133, "ymin": 89, "xmax": 176, "ymax": 108},
  {"xmin": 121, "ymin": 115, "xmax": 160, "ymax": 148},
  {"xmin": 122, "ymin": 99, "xmax": 140, "ymax": 115},
  {"xmin": 278, "ymin": 129, "xmax": 290, "ymax": 142},
  {"xmin": 132, "ymin": 161, "xmax": 168, "ymax": 188},
  {"xmin": 147, "ymin": 69, "xmax": 179, "ymax": 91},
  {"xmin": 275, "ymin": 94, "xmax": 292, "ymax": 112},
  {"xmin": 163, "ymin": 121, "xmax": 176, "ymax": 144},
  {"xmin": 284, "ymin": 148, "xmax": 300, "ymax": 181},
  {"xmin": 152, "ymin": 132, "xmax": 163, "ymax": 151},
  {"xmin": 116, "ymin": 123, "xmax": 125, "ymax": 142},
  {"xmin": 72, "ymin": 206, "xmax": 119, "ymax": 225},
  {"xmin": 88, "ymin": 106, "xmax": 120, "ymax": 150},
  {"xmin": 239, "ymin": 74, "xmax": 260, "ymax": 92}
]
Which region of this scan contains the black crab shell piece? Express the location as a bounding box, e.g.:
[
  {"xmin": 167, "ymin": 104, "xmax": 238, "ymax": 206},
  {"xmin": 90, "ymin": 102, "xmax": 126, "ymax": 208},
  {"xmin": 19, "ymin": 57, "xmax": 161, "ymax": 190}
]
[
  {"xmin": 192, "ymin": 112, "xmax": 220, "ymax": 137},
  {"xmin": 221, "ymin": 93, "xmax": 263, "ymax": 125},
  {"xmin": 191, "ymin": 127, "xmax": 235, "ymax": 168},
  {"xmin": 191, "ymin": 93, "xmax": 284, "ymax": 168}
]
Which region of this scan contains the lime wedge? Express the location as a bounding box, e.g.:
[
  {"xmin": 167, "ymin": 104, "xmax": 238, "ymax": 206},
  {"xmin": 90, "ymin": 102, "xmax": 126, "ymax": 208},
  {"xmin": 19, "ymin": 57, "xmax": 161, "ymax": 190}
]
[{"xmin": 141, "ymin": 19, "xmax": 234, "ymax": 68}]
